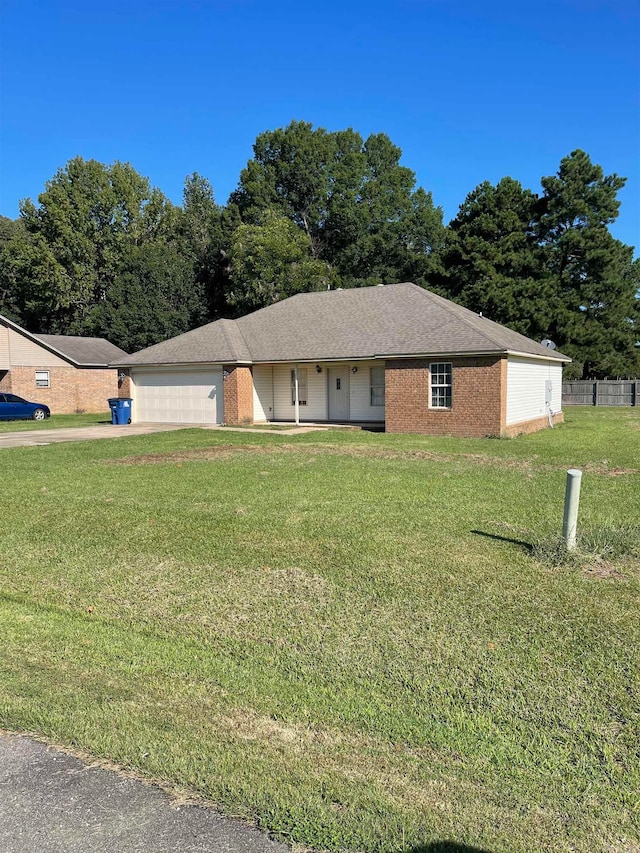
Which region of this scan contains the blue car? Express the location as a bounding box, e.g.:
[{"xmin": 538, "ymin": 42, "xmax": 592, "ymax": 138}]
[{"xmin": 0, "ymin": 393, "xmax": 51, "ymax": 421}]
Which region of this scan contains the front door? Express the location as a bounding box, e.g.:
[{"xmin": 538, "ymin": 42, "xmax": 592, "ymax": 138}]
[{"xmin": 328, "ymin": 367, "xmax": 349, "ymax": 421}]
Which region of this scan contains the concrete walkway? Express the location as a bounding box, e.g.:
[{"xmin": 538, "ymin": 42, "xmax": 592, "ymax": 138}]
[{"xmin": 0, "ymin": 734, "xmax": 290, "ymax": 853}]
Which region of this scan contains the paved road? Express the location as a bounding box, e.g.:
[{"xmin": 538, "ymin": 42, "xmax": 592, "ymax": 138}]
[{"xmin": 0, "ymin": 734, "xmax": 290, "ymax": 853}]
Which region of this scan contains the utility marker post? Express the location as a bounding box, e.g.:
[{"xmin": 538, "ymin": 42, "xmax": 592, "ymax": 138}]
[{"xmin": 562, "ymin": 469, "xmax": 582, "ymax": 551}]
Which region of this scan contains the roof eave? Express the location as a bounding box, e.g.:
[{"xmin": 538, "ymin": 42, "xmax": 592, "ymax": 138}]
[
  {"xmin": 112, "ymin": 359, "xmax": 253, "ymax": 368},
  {"xmin": 506, "ymin": 349, "xmax": 572, "ymax": 363}
]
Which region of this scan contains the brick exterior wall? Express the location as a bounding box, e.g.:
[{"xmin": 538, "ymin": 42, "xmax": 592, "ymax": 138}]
[
  {"xmin": 4, "ymin": 366, "xmax": 120, "ymax": 414},
  {"xmin": 223, "ymin": 365, "xmax": 254, "ymax": 424},
  {"xmin": 117, "ymin": 369, "xmax": 132, "ymax": 399},
  {"xmin": 385, "ymin": 356, "xmax": 507, "ymax": 438}
]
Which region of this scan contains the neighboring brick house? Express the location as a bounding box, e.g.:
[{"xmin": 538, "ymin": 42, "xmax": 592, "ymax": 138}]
[
  {"xmin": 112, "ymin": 283, "xmax": 570, "ymax": 437},
  {"xmin": 0, "ymin": 314, "xmax": 129, "ymax": 414}
]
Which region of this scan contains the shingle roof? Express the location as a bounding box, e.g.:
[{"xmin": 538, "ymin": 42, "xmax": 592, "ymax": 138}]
[
  {"xmin": 112, "ymin": 283, "xmax": 570, "ymax": 367},
  {"xmin": 35, "ymin": 335, "xmax": 129, "ymax": 366},
  {"xmin": 110, "ymin": 318, "xmax": 251, "ymax": 367}
]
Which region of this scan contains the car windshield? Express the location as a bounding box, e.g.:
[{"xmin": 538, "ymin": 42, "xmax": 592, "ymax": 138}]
[{"xmin": 4, "ymin": 395, "xmax": 27, "ymax": 403}]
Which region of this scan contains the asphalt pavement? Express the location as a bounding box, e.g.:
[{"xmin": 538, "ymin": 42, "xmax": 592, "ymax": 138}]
[{"xmin": 0, "ymin": 734, "xmax": 291, "ymax": 853}]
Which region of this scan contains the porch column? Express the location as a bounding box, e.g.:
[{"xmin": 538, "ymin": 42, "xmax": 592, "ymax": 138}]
[{"xmin": 294, "ymin": 365, "xmax": 300, "ymax": 425}]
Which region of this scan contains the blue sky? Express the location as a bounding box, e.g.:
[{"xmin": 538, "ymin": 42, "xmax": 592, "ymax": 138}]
[{"xmin": 1, "ymin": 0, "xmax": 638, "ymax": 252}]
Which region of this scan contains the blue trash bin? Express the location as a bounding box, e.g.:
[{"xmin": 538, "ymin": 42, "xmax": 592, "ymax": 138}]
[
  {"xmin": 115, "ymin": 398, "xmax": 132, "ymax": 425},
  {"xmin": 107, "ymin": 398, "xmax": 119, "ymax": 425},
  {"xmin": 107, "ymin": 398, "xmax": 132, "ymax": 425}
]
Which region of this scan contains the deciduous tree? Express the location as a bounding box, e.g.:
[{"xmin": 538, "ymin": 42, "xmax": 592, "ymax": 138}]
[
  {"xmin": 226, "ymin": 212, "xmax": 336, "ymax": 313},
  {"xmin": 230, "ymin": 121, "xmax": 445, "ymax": 287}
]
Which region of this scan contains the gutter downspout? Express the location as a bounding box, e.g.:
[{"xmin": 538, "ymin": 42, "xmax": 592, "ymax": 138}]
[{"xmin": 294, "ymin": 365, "xmax": 300, "ymax": 426}]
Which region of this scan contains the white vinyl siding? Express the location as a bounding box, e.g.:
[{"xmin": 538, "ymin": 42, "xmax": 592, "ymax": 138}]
[
  {"xmin": 270, "ymin": 360, "xmax": 385, "ymax": 422},
  {"xmin": 349, "ymin": 361, "xmax": 385, "ymax": 421},
  {"xmin": 132, "ymin": 368, "xmax": 223, "ymax": 424},
  {"xmin": 252, "ymin": 364, "xmax": 273, "ymax": 422},
  {"xmin": 272, "ymin": 364, "xmax": 326, "ymax": 421},
  {"xmin": 506, "ymin": 357, "xmax": 563, "ymax": 425},
  {"xmin": 7, "ymin": 328, "xmax": 68, "ymax": 367}
]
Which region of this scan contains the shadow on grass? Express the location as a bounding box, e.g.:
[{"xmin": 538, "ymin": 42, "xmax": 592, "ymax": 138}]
[
  {"xmin": 471, "ymin": 529, "xmax": 533, "ymax": 554},
  {"xmin": 406, "ymin": 843, "xmax": 493, "ymax": 853}
]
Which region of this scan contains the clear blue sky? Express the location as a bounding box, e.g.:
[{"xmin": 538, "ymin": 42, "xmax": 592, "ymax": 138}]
[{"xmin": 1, "ymin": 0, "xmax": 638, "ymax": 252}]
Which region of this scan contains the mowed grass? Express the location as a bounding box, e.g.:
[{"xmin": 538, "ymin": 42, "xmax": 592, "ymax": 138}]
[
  {"xmin": 0, "ymin": 411, "xmax": 109, "ymax": 432},
  {"xmin": 0, "ymin": 407, "xmax": 638, "ymax": 852}
]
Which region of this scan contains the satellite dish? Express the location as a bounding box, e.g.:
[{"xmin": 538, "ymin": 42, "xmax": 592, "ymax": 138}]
[{"xmin": 540, "ymin": 339, "xmax": 557, "ymax": 350}]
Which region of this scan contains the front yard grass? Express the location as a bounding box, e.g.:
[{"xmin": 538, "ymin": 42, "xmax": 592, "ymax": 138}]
[
  {"xmin": 0, "ymin": 411, "xmax": 109, "ymax": 432},
  {"xmin": 0, "ymin": 407, "xmax": 638, "ymax": 852}
]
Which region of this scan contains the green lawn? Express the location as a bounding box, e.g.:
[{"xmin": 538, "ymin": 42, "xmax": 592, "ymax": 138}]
[
  {"xmin": 0, "ymin": 412, "xmax": 110, "ymax": 432},
  {"xmin": 0, "ymin": 407, "xmax": 638, "ymax": 852}
]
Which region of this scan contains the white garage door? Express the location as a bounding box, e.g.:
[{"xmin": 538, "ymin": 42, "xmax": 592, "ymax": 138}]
[{"xmin": 133, "ymin": 369, "xmax": 223, "ymax": 424}]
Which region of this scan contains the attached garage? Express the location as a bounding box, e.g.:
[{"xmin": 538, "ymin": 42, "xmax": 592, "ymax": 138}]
[{"xmin": 132, "ymin": 368, "xmax": 223, "ymax": 424}]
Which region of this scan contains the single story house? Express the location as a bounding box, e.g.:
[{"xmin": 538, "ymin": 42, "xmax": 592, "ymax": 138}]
[
  {"xmin": 113, "ymin": 282, "xmax": 570, "ymax": 438},
  {"xmin": 0, "ymin": 313, "xmax": 128, "ymax": 414}
]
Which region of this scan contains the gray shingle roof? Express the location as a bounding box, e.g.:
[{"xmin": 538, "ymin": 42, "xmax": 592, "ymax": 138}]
[
  {"xmin": 36, "ymin": 335, "xmax": 129, "ymax": 366},
  {"xmin": 110, "ymin": 318, "xmax": 251, "ymax": 367},
  {"xmin": 112, "ymin": 283, "xmax": 570, "ymax": 367}
]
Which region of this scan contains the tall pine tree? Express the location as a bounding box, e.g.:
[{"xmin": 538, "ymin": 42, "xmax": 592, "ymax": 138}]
[
  {"xmin": 436, "ymin": 177, "xmax": 550, "ymax": 339},
  {"xmin": 539, "ymin": 150, "xmax": 638, "ymax": 377}
]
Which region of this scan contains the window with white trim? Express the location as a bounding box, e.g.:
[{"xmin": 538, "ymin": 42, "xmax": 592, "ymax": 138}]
[
  {"xmin": 290, "ymin": 368, "xmax": 308, "ymax": 405},
  {"xmin": 370, "ymin": 366, "xmax": 385, "ymax": 406},
  {"xmin": 429, "ymin": 362, "xmax": 452, "ymax": 408},
  {"xmin": 35, "ymin": 370, "xmax": 50, "ymax": 388}
]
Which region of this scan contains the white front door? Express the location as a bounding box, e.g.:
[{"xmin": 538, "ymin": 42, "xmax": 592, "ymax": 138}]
[
  {"xmin": 132, "ymin": 368, "xmax": 223, "ymax": 424},
  {"xmin": 328, "ymin": 367, "xmax": 349, "ymax": 421}
]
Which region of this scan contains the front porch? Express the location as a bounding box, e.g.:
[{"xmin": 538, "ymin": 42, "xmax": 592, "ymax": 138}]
[{"xmin": 251, "ymin": 361, "xmax": 386, "ymax": 426}]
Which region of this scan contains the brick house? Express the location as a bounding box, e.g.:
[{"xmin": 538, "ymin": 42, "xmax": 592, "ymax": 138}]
[
  {"xmin": 112, "ymin": 283, "xmax": 570, "ymax": 437},
  {"xmin": 0, "ymin": 313, "xmax": 128, "ymax": 414}
]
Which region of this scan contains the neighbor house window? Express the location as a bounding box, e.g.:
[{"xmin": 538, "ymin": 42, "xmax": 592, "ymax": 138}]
[
  {"xmin": 290, "ymin": 368, "xmax": 308, "ymax": 405},
  {"xmin": 430, "ymin": 362, "xmax": 452, "ymax": 408},
  {"xmin": 370, "ymin": 366, "xmax": 385, "ymax": 406},
  {"xmin": 35, "ymin": 370, "xmax": 50, "ymax": 388}
]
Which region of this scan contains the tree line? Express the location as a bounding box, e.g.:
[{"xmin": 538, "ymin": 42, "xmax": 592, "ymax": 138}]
[{"xmin": 0, "ymin": 121, "xmax": 637, "ymax": 378}]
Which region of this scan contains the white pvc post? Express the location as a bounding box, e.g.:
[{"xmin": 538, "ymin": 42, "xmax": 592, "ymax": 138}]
[{"xmin": 562, "ymin": 469, "xmax": 582, "ymax": 551}]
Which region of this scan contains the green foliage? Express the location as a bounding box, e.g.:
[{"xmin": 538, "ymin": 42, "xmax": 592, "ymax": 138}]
[
  {"xmin": 538, "ymin": 150, "xmax": 639, "ymax": 378},
  {"xmin": 438, "ymin": 152, "xmax": 639, "ymax": 378},
  {"xmin": 179, "ymin": 173, "xmax": 238, "ymax": 320},
  {"xmin": 85, "ymin": 241, "xmax": 206, "ymax": 353},
  {"xmin": 436, "ymin": 178, "xmax": 551, "ymax": 338},
  {"xmin": 1, "ymin": 158, "xmax": 194, "ymax": 349},
  {"xmin": 0, "ymin": 140, "xmax": 637, "ymax": 374},
  {"xmin": 227, "ymin": 212, "xmax": 336, "ymax": 313},
  {"xmin": 231, "ymin": 121, "xmax": 446, "ymax": 287}
]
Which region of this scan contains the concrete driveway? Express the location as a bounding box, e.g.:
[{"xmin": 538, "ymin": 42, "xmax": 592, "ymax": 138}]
[
  {"xmin": 0, "ymin": 422, "xmax": 333, "ymax": 449},
  {"xmin": 0, "ymin": 423, "xmax": 192, "ymax": 449},
  {"xmin": 0, "ymin": 734, "xmax": 290, "ymax": 853}
]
